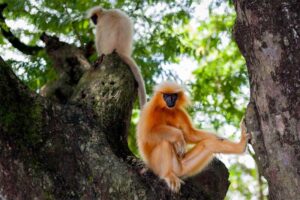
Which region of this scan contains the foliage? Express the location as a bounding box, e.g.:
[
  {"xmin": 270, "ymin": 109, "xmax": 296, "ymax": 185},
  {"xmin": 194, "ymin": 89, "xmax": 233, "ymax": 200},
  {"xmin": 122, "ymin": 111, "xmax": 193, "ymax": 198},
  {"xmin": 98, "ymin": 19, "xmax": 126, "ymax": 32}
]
[
  {"xmin": 1, "ymin": 0, "xmax": 194, "ymax": 93},
  {"xmin": 191, "ymin": 12, "xmax": 249, "ymax": 129}
]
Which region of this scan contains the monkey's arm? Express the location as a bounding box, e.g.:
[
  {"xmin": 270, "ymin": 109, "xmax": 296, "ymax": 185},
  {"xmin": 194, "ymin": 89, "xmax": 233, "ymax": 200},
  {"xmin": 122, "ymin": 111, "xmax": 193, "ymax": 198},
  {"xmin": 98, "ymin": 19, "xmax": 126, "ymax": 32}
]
[
  {"xmin": 178, "ymin": 110, "xmax": 219, "ymax": 143},
  {"xmin": 151, "ymin": 125, "xmax": 186, "ymax": 157},
  {"xmin": 150, "ymin": 125, "xmax": 184, "ymax": 143}
]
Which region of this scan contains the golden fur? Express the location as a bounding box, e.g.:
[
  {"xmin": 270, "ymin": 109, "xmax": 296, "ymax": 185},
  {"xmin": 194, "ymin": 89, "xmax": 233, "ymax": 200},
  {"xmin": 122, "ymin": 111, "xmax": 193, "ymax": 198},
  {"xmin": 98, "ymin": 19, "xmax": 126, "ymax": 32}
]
[{"xmin": 137, "ymin": 81, "xmax": 249, "ymax": 192}]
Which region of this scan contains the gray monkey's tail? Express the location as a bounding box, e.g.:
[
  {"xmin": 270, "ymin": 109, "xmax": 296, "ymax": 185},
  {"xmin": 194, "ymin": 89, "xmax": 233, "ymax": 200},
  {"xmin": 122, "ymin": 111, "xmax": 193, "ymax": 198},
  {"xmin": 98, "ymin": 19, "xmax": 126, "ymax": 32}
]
[{"xmin": 118, "ymin": 53, "xmax": 147, "ymax": 109}]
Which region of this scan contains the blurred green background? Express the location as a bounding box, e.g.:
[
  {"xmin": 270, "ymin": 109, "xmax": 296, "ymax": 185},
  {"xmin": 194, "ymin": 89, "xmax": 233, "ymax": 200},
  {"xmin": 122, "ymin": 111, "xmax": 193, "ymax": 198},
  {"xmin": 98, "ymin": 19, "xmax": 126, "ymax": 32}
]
[{"xmin": 0, "ymin": 0, "xmax": 268, "ymax": 199}]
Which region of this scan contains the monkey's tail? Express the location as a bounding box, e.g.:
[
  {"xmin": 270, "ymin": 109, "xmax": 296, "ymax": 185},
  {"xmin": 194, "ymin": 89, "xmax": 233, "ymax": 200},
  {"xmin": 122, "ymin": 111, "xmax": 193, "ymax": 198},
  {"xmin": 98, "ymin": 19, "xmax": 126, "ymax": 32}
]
[{"xmin": 118, "ymin": 53, "xmax": 147, "ymax": 109}]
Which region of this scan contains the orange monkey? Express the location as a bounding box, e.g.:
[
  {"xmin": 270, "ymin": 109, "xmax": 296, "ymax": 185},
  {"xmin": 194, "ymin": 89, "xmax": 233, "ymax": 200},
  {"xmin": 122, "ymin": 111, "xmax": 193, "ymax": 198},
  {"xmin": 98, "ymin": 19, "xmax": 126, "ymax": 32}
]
[{"xmin": 137, "ymin": 82, "xmax": 249, "ymax": 192}]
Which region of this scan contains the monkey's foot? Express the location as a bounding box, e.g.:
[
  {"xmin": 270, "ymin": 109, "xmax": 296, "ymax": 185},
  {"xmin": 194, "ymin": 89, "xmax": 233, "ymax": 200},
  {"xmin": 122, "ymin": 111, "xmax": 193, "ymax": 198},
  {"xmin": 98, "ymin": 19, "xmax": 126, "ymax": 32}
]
[
  {"xmin": 239, "ymin": 121, "xmax": 251, "ymax": 152},
  {"xmin": 163, "ymin": 173, "xmax": 184, "ymax": 193},
  {"xmin": 138, "ymin": 167, "xmax": 149, "ymax": 176},
  {"xmin": 240, "ymin": 120, "xmax": 251, "ymax": 142},
  {"xmin": 93, "ymin": 54, "xmax": 105, "ymax": 68}
]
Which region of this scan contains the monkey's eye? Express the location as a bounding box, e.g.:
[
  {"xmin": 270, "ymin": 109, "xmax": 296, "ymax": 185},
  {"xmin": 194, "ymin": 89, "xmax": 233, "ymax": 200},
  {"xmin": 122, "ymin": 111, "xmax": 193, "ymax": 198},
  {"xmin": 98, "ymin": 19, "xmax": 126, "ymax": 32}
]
[{"xmin": 163, "ymin": 93, "xmax": 178, "ymax": 108}]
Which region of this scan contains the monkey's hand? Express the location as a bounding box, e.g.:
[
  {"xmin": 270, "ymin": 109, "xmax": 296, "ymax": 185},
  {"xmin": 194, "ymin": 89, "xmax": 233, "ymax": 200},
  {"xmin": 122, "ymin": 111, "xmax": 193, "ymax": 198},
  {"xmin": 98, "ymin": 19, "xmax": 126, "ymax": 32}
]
[{"xmin": 173, "ymin": 136, "xmax": 186, "ymax": 158}]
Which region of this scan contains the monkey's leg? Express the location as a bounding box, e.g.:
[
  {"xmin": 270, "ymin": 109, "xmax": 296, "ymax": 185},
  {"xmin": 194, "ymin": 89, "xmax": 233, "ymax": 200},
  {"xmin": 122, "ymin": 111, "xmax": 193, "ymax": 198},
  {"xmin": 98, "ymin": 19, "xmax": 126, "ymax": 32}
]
[
  {"xmin": 201, "ymin": 125, "xmax": 250, "ymax": 154},
  {"xmin": 93, "ymin": 54, "xmax": 105, "ymax": 68},
  {"xmin": 188, "ymin": 122, "xmax": 250, "ymax": 152},
  {"xmin": 185, "ymin": 118, "xmax": 250, "ymax": 144},
  {"xmin": 150, "ymin": 141, "xmax": 183, "ymax": 192},
  {"xmin": 179, "ymin": 129, "xmax": 249, "ymax": 177},
  {"xmin": 179, "ymin": 143, "xmax": 214, "ymax": 177}
]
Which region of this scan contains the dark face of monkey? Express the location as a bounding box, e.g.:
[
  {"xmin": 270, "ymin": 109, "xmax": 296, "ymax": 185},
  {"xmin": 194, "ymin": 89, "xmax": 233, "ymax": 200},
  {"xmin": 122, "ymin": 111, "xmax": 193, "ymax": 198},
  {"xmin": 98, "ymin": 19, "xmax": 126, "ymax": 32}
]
[
  {"xmin": 163, "ymin": 93, "xmax": 178, "ymax": 108},
  {"xmin": 91, "ymin": 14, "xmax": 98, "ymax": 25}
]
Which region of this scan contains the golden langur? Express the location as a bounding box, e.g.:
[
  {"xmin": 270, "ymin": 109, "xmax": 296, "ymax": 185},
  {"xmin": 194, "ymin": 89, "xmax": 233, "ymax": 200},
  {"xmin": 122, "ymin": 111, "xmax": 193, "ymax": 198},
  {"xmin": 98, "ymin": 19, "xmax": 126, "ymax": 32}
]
[
  {"xmin": 87, "ymin": 6, "xmax": 146, "ymax": 108},
  {"xmin": 137, "ymin": 82, "xmax": 250, "ymax": 192}
]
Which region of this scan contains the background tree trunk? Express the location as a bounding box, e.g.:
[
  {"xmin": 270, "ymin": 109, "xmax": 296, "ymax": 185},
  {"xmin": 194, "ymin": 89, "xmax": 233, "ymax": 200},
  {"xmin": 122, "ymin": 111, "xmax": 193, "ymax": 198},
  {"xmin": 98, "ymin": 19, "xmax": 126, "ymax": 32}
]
[
  {"xmin": 0, "ymin": 34, "xmax": 230, "ymax": 199},
  {"xmin": 233, "ymin": 0, "xmax": 300, "ymax": 199}
]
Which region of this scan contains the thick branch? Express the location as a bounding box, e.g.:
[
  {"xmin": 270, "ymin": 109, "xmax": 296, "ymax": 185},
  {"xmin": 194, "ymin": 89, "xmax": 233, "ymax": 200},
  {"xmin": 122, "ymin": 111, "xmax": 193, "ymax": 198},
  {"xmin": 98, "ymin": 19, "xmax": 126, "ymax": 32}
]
[
  {"xmin": 40, "ymin": 33, "xmax": 91, "ymax": 103},
  {"xmin": 0, "ymin": 54, "xmax": 230, "ymax": 199},
  {"xmin": 0, "ymin": 56, "xmax": 40, "ymax": 146},
  {"xmin": 0, "ymin": 3, "xmax": 43, "ymax": 55}
]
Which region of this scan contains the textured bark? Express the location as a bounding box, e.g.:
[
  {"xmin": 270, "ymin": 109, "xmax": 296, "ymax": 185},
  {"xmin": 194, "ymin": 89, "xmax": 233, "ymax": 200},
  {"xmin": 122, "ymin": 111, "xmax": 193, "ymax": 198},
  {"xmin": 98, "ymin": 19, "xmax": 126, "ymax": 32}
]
[
  {"xmin": 0, "ymin": 42, "xmax": 230, "ymax": 199},
  {"xmin": 40, "ymin": 33, "xmax": 91, "ymax": 104},
  {"xmin": 233, "ymin": 0, "xmax": 300, "ymax": 199}
]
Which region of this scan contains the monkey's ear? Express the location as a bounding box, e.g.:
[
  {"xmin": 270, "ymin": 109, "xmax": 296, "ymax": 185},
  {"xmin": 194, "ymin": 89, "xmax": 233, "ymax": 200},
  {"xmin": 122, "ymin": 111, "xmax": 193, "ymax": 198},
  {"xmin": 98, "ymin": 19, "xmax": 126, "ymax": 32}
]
[{"xmin": 91, "ymin": 14, "xmax": 98, "ymax": 25}]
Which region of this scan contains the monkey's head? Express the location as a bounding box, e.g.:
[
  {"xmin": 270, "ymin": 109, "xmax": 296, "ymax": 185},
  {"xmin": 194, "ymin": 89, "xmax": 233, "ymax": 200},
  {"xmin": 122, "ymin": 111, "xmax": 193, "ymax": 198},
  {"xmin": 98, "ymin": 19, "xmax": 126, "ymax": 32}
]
[
  {"xmin": 153, "ymin": 82, "xmax": 190, "ymax": 109},
  {"xmin": 87, "ymin": 6, "xmax": 106, "ymax": 25}
]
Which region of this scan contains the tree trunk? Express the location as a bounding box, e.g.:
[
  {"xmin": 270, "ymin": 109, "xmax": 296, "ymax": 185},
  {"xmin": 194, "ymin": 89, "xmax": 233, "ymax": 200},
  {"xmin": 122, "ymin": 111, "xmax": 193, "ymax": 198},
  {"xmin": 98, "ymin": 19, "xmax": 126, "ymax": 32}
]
[
  {"xmin": 233, "ymin": 0, "xmax": 300, "ymax": 199},
  {"xmin": 0, "ymin": 35, "xmax": 230, "ymax": 199}
]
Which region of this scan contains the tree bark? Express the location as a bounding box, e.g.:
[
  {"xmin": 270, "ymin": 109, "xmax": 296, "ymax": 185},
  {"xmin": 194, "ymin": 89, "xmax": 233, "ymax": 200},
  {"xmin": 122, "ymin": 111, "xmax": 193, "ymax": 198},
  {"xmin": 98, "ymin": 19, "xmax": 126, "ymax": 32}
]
[
  {"xmin": 0, "ymin": 34, "xmax": 231, "ymax": 199},
  {"xmin": 233, "ymin": 0, "xmax": 300, "ymax": 199}
]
